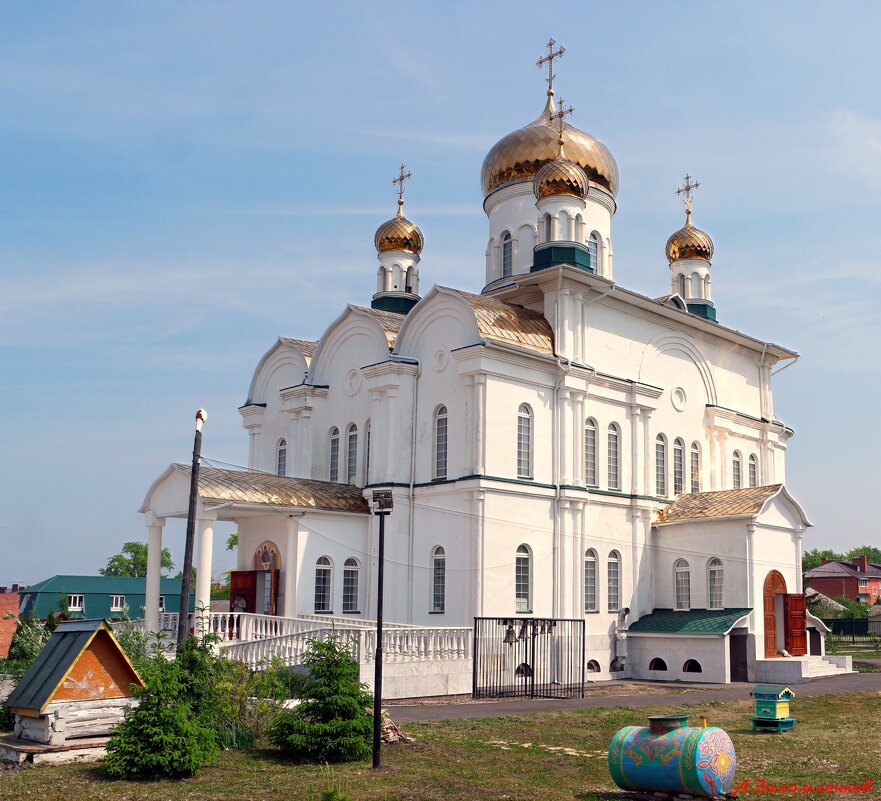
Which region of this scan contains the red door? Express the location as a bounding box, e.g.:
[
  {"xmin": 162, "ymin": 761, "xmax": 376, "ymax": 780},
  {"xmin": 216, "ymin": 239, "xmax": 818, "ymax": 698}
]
[
  {"xmin": 784, "ymin": 593, "xmax": 807, "ymax": 656},
  {"xmin": 763, "ymin": 571, "xmax": 787, "ymax": 658},
  {"xmin": 230, "ymin": 570, "xmax": 257, "ymax": 614}
]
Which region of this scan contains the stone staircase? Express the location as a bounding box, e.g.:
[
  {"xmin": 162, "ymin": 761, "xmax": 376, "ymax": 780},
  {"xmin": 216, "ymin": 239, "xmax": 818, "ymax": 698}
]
[
  {"xmin": 804, "ymin": 655, "xmax": 851, "ymax": 678},
  {"xmin": 756, "ymin": 654, "xmax": 852, "ymax": 683}
]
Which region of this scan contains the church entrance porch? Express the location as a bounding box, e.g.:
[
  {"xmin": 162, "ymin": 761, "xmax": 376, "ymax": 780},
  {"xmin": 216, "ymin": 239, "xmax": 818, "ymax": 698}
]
[{"xmin": 762, "ymin": 571, "xmax": 807, "ymax": 658}]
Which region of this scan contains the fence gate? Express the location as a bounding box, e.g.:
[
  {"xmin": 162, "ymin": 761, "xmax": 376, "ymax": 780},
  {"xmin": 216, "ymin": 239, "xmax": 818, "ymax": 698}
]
[{"xmin": 472, "ymin": 617, "xmax": 585, "ymax": 699}]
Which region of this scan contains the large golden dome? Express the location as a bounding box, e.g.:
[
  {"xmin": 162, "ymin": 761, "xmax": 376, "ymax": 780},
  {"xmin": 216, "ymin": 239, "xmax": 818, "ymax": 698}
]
[
  {"xmin": 481, "ymin": 95, "xmax": 619, "ymax": 198},
  {"xmin": 665, "ymin": 209, "xmax": 714, "ymax": 263},
  {"xmin": 374, "ymin": 200, "xmax": 424, "ymax": 255}
]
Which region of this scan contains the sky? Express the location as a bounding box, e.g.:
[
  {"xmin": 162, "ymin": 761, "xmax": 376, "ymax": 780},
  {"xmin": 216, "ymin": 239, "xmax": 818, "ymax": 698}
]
[{"xmin": 2, "ymin": 2, "xmax": 880, "ymax": 586}]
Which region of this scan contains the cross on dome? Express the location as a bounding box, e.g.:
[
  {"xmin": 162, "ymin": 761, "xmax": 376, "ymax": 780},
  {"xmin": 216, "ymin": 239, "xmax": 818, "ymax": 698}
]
[
  {"xmin": 676, "ymin": 173, "xmax": 701, "ymax": 217},
  {"xmin": 550, "ymin": 97, "xmax": 574, "ymax": 158},
  {"xmin": 536, "ymin": 38, "xmax": 565, "ymax": 96},
  {"xmin": 392, "ymin": 163, "xmax": 413, "ymax": 217}
]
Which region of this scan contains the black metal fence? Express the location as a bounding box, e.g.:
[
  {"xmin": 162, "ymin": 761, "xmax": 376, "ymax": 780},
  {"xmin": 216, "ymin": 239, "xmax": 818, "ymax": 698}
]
[
  {"xmin": 472, "ymin": 617, "xmax": 585, "ymax": 699},
  {"xmin": 821, "ymin": 616, "xmax": 877, "ymax": 642}
]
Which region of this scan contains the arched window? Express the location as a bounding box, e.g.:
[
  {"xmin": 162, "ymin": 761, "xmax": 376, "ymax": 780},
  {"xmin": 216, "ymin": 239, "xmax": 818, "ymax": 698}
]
[
  {"xmin": 708, "ymin": 557, "xmax": 724, "ymax": 610},
  {"xmin": 346, "ymin": 424, "xmax": 358, "ymax": 485},
  {"xmin": 343, "ymin": 558, "xmax": 360, "ymax": 613},
  {"xmin": 276, "ymin": 439, "xmax": 287, "ymax": 477},
  {"xmin": 584, "ymin": 549, "xmax": 598, "ymax": 612},
  {"xmin": 607, "ymin": 550, "xmax": 620, "ymax": 612},
  {"xmin": 673, "ymin": 438, "xmax": 685, "ymax": 495},
  {"xmin": 690, "ymin": 442, "xmax": 701, "ymax": 493},
  {"xmin": 314, "ymin": 557, "xmax": 333, "ymax": 613},
  {"xmin": 586, "ymin": 659, "xmax": 601, "ymax": 673},
  {"xmin": 587, "ymin": 232, "xmax": 599, "ymax": 272},
  {"xmin": 678, "ymin": 274, "xmax": 687, "ymax": 299},
  {"xmin": 607, "ymin": 423, "xmax": 621, "ymax": 490},
  {"xmin": 584, "ymin": 418, "xmax": 598, "ymax": 487},
  {"xmin": 674, "ymin": 559, "xmax": 691, "ymax": 610},
  {"xmin": 434, "ymin": 405, "xmax": 448, "ymax": 480},
  {"xmin": 432, "ymin": 546, "xmax": 446, "ymax": 613},
  {"xmin": 365, "ymin": 420, "xmax": 371, "ymax": 484},
  {"xmin": 501, "ymin": 231, "xmax": 513, "ymax": 277},
  {"xmin": 732, "ymin": 450, "xmax": 742, "ymax": 489},
  {"xmin": 329, "ymin": 428, "xmax": 340, "ymax": 482},
  {"xmin": 649, "ymin": 657, "xmax": 668, "ymax": 671},
  {"xmin": 683, "ymin": 659, "xmax": 703, "ymax": 673},
  {"xmin": 517, "ymin": 404, "xmax": 533, "ymax": 479},
  {"xmin": 543, "ymin": 213, "xmax": 552, "ymax": 243},
  {"xmin": 655, "ymin": 434, "xmax": 667, "ymax": 496},
  {"xmin": 515, "ymin": 544, "xmax": 531, "ymax": 612},
  {"xmin": 748, "ymin": 454, "xmax": 758, "ymax": 488}
]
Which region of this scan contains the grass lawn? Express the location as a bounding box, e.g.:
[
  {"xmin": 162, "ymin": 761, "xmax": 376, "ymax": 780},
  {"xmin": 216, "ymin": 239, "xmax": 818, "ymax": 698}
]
[{"xmin": 1, "ymin": 692, "xmax": 879, "ymax": 801}]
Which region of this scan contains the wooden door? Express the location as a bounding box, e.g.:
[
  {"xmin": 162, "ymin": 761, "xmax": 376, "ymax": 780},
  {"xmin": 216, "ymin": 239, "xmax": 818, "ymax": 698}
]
[
  {"xmin": 230, "ymin": 570, "xmax": 257, "ymax": 614},
  {"xmin": 784, "ymin": 593, "xmax": 807, "ymax": 655},
  {"xmin": 763, "ymin": 571, "xmax": 787, "ymax": 658}
]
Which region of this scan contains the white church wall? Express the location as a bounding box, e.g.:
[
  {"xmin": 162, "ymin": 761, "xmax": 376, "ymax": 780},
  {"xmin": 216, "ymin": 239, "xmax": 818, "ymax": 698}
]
[{"xmin": 627, "ymin": 635, "xmax": 729, "ymax": 684}]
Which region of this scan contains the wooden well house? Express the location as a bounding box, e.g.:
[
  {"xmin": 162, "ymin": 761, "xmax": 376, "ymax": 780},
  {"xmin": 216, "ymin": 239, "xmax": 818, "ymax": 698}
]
[{"xmin": 5, "ymin": 619, "xmax": 144, "ymax": 747}]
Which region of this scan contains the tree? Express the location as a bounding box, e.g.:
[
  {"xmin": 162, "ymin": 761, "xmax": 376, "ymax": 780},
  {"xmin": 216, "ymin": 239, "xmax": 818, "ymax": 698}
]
[
  {"xmin": 226, "ymin": 532, "xmax": 238, "ymax": 551},
  {"xmin": 845, "ymin": 546, "xmax": 881, "ymax": 564},
  {"xmin": 802, "ymin": 548, "xmax": 842, "ymax": 573},
  {"xmin": 100, "ymin": 541, "xmax": 174, "ymax": 577}
]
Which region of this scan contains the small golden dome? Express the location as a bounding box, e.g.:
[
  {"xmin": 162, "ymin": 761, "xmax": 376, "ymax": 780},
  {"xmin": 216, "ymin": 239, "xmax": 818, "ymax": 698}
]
[
  {"xmin": 481, "ymin": 95, "xmax": 619, "ymax": 197},
  {"xmin": 665, "ymin": 209, "xmax": 714, "ymax": 263},
  {"xmin": 534, "ymin": 151, "xmax": 588, "ymax": 199},
  {"xmin": 374, "ymin": 200, "xmax": 424, "ymax": 255}
]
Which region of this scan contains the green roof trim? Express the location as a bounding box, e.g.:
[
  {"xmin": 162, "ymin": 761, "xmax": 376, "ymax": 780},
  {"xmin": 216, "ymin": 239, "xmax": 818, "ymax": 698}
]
[{"xmin": 627, "ymin": 608, "xmax": 752, "ymax": 635}]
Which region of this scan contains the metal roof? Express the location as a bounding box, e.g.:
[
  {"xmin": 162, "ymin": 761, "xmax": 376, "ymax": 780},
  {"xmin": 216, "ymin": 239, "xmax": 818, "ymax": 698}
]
[
  {"xmin": 627, "ymin": 608, "xmax": 752, "ymax": 635},
  {"xmin": 752, "ymin": 684, "xmax": 795, "ymax": 699},
  {"xmin": 351, "ymin": 305, "xmax": 405, "ymax": 349},
  {"xmin": 6, "ymin": 619, "xmax": 143, "ymax": 714},
  {"xmin": 804, "ymin": 560, "xmax": 881, "ymax": 579},
  {"xmin": 22, "ymin": 575, "xmax": 189, "ymax": 595},
  {"xmin": 655, "ymin": 485, "xmax": 783, "ymax": 524}
]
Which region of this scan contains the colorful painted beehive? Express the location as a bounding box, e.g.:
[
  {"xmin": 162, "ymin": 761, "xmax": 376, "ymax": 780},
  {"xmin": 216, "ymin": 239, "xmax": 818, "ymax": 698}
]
[
  {"xmin": 749, "ymin": 684, "xmax": 796, "ymax": 732},
  {"xmin": 608, "ymin": 714, "xmax": 737, "ymax": 798}
]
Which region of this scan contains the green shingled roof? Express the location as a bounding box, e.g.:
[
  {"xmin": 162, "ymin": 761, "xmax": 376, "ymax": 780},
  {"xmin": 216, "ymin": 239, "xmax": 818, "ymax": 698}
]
[{"xmin": 627, "ymin": 608, "xmax": 752, "ymax": 635}]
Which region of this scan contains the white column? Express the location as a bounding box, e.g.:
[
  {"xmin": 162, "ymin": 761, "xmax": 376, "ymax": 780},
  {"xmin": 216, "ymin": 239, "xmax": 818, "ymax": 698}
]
[
  {"xmin": 283, "ymin": 518, "xmax": 300, "ymax": 617},
  {"xmin": 473, "ymin": 375, "xmax": 487, "ymax": 475},
  {"xmin": 471, "ymin": 490, "xmax": 485, "ymax": 620},
  {"xmin": 560, "ymin": 389, "xmax": 573, "ymax": 484},
  {"xmin": 195, "ymin": 515, "xmax": 215, "ymax": 637},
  {"xmin": 629, "ymin": 405, "xmax": 642, "ymax": 496},
  {"xmin": 144, "ymin": 511, "xmax": 165, "ymax": 636}
]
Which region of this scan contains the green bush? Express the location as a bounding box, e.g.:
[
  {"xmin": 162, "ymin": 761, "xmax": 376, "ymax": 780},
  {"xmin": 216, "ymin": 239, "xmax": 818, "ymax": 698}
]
[{"xmin": 268, "ymin": 638, "xmax": 373, "ymax": 763}]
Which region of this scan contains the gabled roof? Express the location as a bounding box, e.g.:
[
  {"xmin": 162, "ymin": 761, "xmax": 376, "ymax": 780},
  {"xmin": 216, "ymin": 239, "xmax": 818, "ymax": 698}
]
[
  {"xmin": 351, "ymin": 305, "xmax": 405, "ymax": 349},
  {"xmin": 804, "ymin": 560, "xmax": 881, "ymax": 579},
  {"xmin": 6, "ymin": 620, "xmax": 143, "ymax": 714},
  {"xmin": 437, "ymin": 286, "xmax": 554, "ymax": 357},
  {"xmin": 174, "ymin": 464, "xmax": 369, "ymax": 513},
  {"xmin": 654, "ymin": 484, "xmax": 804, "ymax": 525},
  {"xmin": 627, "ymin": 608, "xmax": 752, "ymax": 635}
]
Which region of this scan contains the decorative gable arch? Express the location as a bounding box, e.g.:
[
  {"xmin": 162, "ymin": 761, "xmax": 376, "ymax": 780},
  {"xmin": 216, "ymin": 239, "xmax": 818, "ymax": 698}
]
[
  {"xmin": 639, "ymin": 332, "xmax": 717, "ymax": 406},
  {"xmin": 394, "ymin": 286, "xmax": 482, "ymax": 358},
  {"xmin": 246, "ymin": 338, "xmax": 314, "ymax": 405}
]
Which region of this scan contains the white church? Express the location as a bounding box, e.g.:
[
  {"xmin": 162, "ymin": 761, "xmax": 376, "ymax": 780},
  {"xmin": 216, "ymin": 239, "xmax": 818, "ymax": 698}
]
[{"xmin": 140, "ymin": 43, "xmax": 847, "ymax": 691}]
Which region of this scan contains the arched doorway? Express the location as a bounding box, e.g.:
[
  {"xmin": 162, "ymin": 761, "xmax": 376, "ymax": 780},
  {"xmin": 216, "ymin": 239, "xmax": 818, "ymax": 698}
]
[{"xmin": 763, "ymin": 571, "xmax": 787, "ymax": 658}]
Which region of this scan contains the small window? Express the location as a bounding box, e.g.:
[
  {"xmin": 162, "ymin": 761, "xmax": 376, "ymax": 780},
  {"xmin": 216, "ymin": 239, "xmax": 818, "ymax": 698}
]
[
  {"xmin": 543, "ymin": 213, "xmax": 552, "ymax": 243},
  {"xmin": 587, "ymin": 233, "xmax": 599, "ymax": 272},
  {"xmin": 346, "ymin": 424, "xmax": 358, "ymax": 485},
  {"xmin": 678, "ymin": 274, "xmax": 687, "ymax": 299},
  {"xmin": 748, "ymin": 453, "xmax": 758, "ymax": 488},
  {"xmin": 607, "ymin": 424, "xmax": 621, "ymax": 490},
  {"xmin": 649, "ymin": 657, "xmax": 668, "ymax": 671},
  {"xmin": 675, "ymin": 559, "xmax": 691, "ymax": 610},
  {"xmin": 708, "ymin": 557, "xmax": 724, "ymax": 610},
  {"xmin": 276, "ymin": 438, "xmax": 287, "ymax": 477},
  {"xmin": 110, "ymin": 595, "xmax": 126, "ymax": 612},
  {"xmin": 655, "ymin": 435, "xmax": 667, "ymax": 496},
  {"xmin": 683, "ymin": 659, "xmax": 703, "ymax": 673},
  {"xmin": 343, "ymin": 558, "xmax": 359, "ymax": 613},
  {"xmin": 517, "ymin": 404, "xmax": 533, "ymax": 479},
  {"xmin": 733, "ymin": 451, "xmax": 742, "ymax": 489},
  {"xmin": 158, "ymin": 595, "xmax": 165, "ymax": 613},
  {"xmin": 673, "ymin": 438, "xmax": 684, "ymax": 495},
  {"xmin": 607, "ymin": 551, "xmax": 620, "ymax": 612},
  {"xmin": 67, "ymin": 594, "xmax": 84, "ymax": 611},
  {"xmin": 501, "ymin": 232, "xmax": 513, "ymax": 277},
  {"xmin": 584, "ymin": 418, "xmax": 598, "ymax": 487},
  {"xmin": 584, "ymin": 549, "xmax": 598, "ymax": 612},
  {"xmin": 329, "ymin": 428, "xmax": 340, "ymax": 482},
  {"xmin": 515, "ymin": 544, "xmax": 531, "ymax": 612},
  {"xmin": 434, "ymin": 406, "xmax": 448, "ymax": 480},
  {"xmin": 690, "ymin": 442, "xmax": 701, "ymax": 493},
  {"xmin": 432, "ymin": 546, "xmax": 446, "ymax": 613},
  {"xmin": 315, "ymin": 557, "xmax": 333, "ymax": 613},
  {"xmin": 586, "ymin": 659, "xmax": 601, "ymax": 673}
]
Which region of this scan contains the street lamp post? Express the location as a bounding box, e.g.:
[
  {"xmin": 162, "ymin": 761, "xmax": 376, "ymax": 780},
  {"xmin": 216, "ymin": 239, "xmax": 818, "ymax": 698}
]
[
  {"xmin": 371, "ymin": 489, "xmax": 393, "ymax": 770},
  {"xmin": 177, "ymin": 409, "xmax": 206, "ymax": 649}
]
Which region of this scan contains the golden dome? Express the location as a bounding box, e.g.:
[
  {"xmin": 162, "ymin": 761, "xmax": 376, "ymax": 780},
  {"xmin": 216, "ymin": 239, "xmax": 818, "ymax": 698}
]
[
  {"xmin": 534, "ymin": 151, "xmax": 588, "ymax": 199},
  {"xmin": 665, "ymin": 209, "xmax": 714, "ymax": 263},
  {"xmin": 481, "ymin": 95, "xmax": 619, "ymax": 197},
  {"xmin": 374, "ymin": 200, "xmax": 424, "ymax": 255}
]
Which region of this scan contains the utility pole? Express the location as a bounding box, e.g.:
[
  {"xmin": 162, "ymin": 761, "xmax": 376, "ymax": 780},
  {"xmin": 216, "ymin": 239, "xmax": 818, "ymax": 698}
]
[
  {"xmin": 371, "ymin": 489, "xmax": 393, "ymax": 769},
  {"xmin": 177, "ymin": 409, "xmax": 206, "ymax": 649}
]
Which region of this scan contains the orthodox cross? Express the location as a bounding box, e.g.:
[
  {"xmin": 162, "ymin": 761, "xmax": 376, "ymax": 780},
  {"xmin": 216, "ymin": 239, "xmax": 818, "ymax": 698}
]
[
  {"xmin": 393, "ymin": 163, "xmax": 412, "ymax": 200},
  {"xmin": 676, "ymin": 174, "xmax": 700, "ymax": 214},
  {"xmin": 551, "ymin": 97, "xmax": 574, "ymax": 134},
  {"xmin": 536, "ymin": 38, "xmax": 566, "ymax": 94}
]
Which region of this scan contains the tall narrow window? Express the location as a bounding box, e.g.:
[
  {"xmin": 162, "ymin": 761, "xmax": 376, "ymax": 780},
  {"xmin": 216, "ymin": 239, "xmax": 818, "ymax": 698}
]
[
  {"xmin": 584, "ymin": 549, "xmax": 598, "ymax": 612},
  {"xmin": 434, "ymin": 405, "xmax": 448, "ymax": 480},
  {"xmin": 674, "ymin": 559, "xmax": 691, "ymax": 610},
  {"xmin": 607, "ymin": 551, "xmax": 620, "ymax": 612},
  {"xmin": 432, "ymin": 546, "xmax": 446, "ymax": 612},
  {"xmin": 690, "ymin": 442, "xmax": 701, "ymax": 493},
  {"xmin": 517, "ymin": 404, "xmax": 533, "ymax": 479},
  {"xmin": 673, "ymin": 438, "xmax": 684, "ymax": 495},
  {"xmin": 708, "ymin": 558, "xmax": 724, "ymax": 610},
  {"xmin": 655, "ymin": 435, "xmax": 667, "ymax": 496},
  {"xmin": 329, "ymin": 428, "xmax": 339, "ymax": 482},
  {"xmin": 587, "ymin": 232, "xmax": 599, "ymax": 272},
  {"xmin": 732, "ymin": 450, "xmax": 742, "ymax": 489},
  {"xmin": 314, "ymin": 557, "xmax": 332, "ymax": 613},
  {"xmin": 346, "ymin": 424, "xmax": 358, "ymax": 484},
  {"xmin": 515, "ymin": 545, "xmax": 531, "ymax": 612},
  {"xmin": 343, "ymin": 558, "xmax": 359, "ymax": 613},
  {"xmin": 678, "ymin": 274, "xmax": 687, "ymax": 299},
  {"xmin": 276, "ymin": 439, "xmax": 287, "ymax": 477},
  {"xmin": 501, "ymin": 232, "xmax": 513, "ymax": 277},
  {"xmin": 584, "ymin": 418, "xmax": 598, "ymax": 487},
  {"xmin": 748, "ymin": 454, "xmax": 758, "ymax": 488},
  {"xmin": 607, "ymin": 423, "xmax": 621, "ymax": 490},
  {"xmin": 365, "ymin": 421, "xmax": 371, "ymax": 485},
  {"xmin": 543, "ymin": 213, "xmax": 553, "ymax": 243}
]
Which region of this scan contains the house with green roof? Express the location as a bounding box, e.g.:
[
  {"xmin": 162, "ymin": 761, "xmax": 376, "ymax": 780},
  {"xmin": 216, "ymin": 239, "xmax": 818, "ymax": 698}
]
[{"xmin": 17, "ymin": 575, "xmax": 194, "ymax": 621}]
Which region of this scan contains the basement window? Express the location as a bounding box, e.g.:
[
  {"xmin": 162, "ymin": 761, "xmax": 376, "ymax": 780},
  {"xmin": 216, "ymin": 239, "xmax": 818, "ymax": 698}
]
[
  {"xmin": 683, "ymin": 659, "xmax": 703, "ymax": 673},
  {"xmin": 649, "ymin": 657, "xmax": 667, "ymax": 671}
]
